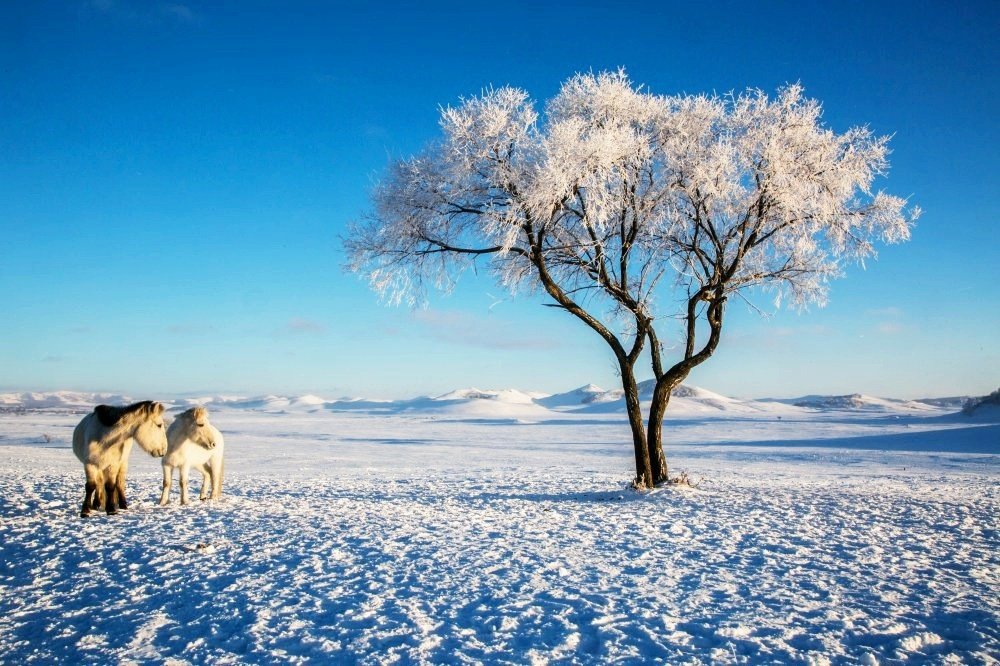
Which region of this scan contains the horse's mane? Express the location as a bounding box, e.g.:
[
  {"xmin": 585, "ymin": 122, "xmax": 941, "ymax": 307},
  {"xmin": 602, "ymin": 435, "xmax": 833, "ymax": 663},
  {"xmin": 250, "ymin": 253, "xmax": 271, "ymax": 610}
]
[
  {"xmin": 94, "ymin": 401, "xmax": 158, "ymax": 428},
  {"xmin": 176, "ymin": 406, "xmax": 208, "ymax": 421}
]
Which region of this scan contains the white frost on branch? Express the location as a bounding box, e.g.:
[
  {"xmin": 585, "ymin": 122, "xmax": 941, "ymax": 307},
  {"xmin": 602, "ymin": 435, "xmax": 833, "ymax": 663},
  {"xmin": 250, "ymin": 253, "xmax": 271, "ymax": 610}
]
[{"xmin": 345, "ymin": 72, "xmax": 918, "ymax": 313}]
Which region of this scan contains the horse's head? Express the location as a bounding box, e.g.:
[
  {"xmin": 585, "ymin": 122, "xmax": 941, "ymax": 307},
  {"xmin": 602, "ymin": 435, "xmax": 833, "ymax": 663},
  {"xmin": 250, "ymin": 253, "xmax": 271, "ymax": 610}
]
[
  {"xmin": 133, "ymin": 401, "xmax": 168, "ymax": 457},
  {"xmin": 179, "ymin": 406, "xmax": 218, "ymax": 450}
]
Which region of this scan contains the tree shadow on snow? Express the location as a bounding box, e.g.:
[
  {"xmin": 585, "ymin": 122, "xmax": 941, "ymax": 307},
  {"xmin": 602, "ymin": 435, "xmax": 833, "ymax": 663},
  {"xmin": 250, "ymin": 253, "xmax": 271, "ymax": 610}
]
[{"xmin": 465, "ymin": 484, "xmax": 670, "ymax": 505}]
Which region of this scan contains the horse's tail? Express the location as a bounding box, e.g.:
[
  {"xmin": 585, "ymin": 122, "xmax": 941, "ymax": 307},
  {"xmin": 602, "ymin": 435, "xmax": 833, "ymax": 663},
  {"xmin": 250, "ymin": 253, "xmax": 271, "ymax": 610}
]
[{"xmin": 72, "ymin": 418, "xmax": 87, "ymax": 463}]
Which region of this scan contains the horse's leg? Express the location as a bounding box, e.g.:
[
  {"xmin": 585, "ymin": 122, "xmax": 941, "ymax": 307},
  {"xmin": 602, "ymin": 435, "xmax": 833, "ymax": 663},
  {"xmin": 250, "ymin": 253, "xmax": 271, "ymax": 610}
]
[
  {"xmin": 115, "ymin": 464, "xmax": 128, "ymax": 510},
  {"xmin": 217, "ymin": 456, "xmax": 224, "ymax": 499},
  {"xmin": 179, "ymin": 465, "xmax": 190, "ymax": 505},
  {"xmin": 91, "ymin": 466, "xmax": 105, "ymax": 510},
  {"xmin": 82, "ymin": 481, "xmax": 96, "ymax": 517},
  {"xmin": 199, "ymin": 465, "xmax": 211, "ymax": 501},
  {"xmin": 104, "ymin": 478, "xmax": 119, "ymax": 515},
  {"xmin": 104, "ymin": 464, "xmax": 119, "ymax": 515},
  {"xmin": 159, "ymin": 464, "xmax": 172, "ymax": 506},
  {"xmin": 81, "ymin": 466, "xmax": 99, "ymax": 517},
  {"xmin": 210, "ymin": 456, "xmax": 223, "ymax": 500}
]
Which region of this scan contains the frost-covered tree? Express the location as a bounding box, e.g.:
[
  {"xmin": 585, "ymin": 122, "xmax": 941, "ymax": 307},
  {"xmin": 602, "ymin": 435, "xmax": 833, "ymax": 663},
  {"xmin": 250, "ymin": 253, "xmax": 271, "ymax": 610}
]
[{"xmin": 345, "ymin": 71, "xmax": 918, "ymax": 488}]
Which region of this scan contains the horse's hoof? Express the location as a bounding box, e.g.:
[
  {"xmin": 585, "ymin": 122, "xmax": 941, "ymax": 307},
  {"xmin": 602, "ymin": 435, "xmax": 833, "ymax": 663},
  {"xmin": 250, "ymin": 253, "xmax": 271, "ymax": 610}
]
[{"xmin": 80, "ymin": 511, "xmax": 91, "ymax": 518}]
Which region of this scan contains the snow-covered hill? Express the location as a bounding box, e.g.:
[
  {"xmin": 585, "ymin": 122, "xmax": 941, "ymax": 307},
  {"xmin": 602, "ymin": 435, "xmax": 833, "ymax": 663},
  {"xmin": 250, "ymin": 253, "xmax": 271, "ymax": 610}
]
[
  {"xmin": 776, "ymin": 393, "xmax": 945, "ymax": 412},
  {"xmin": 535, "ymin": 384, "xmax": 612, "ymax": 409},
  {"xmin": 0, "ymin": 385, "xmax": 974, "ymax": 419},
  {"xmin": 397, "ymin": 389, "xmax": 553, "ymax": 419}
]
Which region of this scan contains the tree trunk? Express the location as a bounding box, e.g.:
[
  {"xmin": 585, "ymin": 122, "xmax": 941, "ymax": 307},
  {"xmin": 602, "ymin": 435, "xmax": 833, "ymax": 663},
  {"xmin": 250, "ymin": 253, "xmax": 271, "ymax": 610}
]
[
  {"xmin": 645, "ymin": 294, "xmax": 726, "ymax": 486},
  {"xmin": 646, "ymin": 379, "xmax": 671, "ymax": 485},
  {"xmin": 621, "ymin": 365, "xmax": 653, "ymax": 488}
]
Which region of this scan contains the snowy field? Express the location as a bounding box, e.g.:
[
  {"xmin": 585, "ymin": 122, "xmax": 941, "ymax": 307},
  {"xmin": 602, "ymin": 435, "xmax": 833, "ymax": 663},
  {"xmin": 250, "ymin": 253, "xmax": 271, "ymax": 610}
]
[{"xmin": 0, "ymin": 387, "xmax": 997, "ymax": 665}]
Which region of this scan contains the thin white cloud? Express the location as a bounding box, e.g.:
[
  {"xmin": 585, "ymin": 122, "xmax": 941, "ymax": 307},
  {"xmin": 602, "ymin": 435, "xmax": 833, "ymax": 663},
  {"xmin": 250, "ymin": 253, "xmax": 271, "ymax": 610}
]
[
  {"xmin": 867, "ymin": 306, "xmax": 904, "ymax": 318},
  {"xmin": 83, "ymin": 0, "xmax": 203, "ymax": 25},
  {"xmin": 284, "ymin": 318, "xmax": 327, "ymax": 336},
  {"xmin": 727, "ymin": 324, "xmax": 832, "ymax": 350},
  {"xmin": 875, "ymin": 321, "xmax": 905, "ymax": 335},
  {"xmin": 868, "ymin": 306, "xmax": 911, "ymax": 336},
  {"xmin": 159, "ymin": 3, "xmax": 196, "ymax": 23},
  {"xmin": 167, "ymin": 323, "xmax": 216, "ymax": 336},
  {"xmin": 406, "ymin": 308, "xmax": 558, "ymax": 351},
  {"xmin": 767, "ymin": 324, "xmax": 832, "ymax": 338}
]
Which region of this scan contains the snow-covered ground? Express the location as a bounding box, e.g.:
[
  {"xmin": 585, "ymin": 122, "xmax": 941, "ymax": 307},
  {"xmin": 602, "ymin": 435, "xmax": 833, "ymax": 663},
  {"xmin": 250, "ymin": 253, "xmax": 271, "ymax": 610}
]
[{"xmin": 0, "ymin": 387, "xmax": 996, "ymax": 664}]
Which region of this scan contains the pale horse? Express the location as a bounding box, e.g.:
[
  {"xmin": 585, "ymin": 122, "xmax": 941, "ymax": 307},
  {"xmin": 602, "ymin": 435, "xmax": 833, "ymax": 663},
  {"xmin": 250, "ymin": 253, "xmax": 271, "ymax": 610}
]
[
  {"xmin": 159, "ymin": 406, "xmax": 225, "ymax": 505},
  {"xmin": 73, "ymin": 401, "xmax": 168, "ymax": 517}
]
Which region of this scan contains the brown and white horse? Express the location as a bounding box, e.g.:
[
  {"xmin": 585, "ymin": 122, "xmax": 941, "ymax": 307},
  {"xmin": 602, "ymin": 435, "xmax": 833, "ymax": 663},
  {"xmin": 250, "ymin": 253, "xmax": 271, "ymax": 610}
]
[{"xmin": 72, "ymin": 401, "xmax": 168, "ymax": 517}]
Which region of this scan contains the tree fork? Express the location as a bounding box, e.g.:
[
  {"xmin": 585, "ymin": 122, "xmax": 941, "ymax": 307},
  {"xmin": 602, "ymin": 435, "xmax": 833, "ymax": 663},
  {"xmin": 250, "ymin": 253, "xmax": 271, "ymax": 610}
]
[
  {"xmin": 646, "ymin": 294, "xmax": 726, "ymax": 485},
  {"xmin": 621, "ymin": 364, "xmax": 654, "ymax": 489}
]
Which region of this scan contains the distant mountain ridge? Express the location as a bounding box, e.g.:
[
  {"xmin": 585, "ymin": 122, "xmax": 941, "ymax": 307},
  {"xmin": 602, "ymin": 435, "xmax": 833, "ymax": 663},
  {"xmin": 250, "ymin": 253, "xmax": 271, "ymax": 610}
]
[
  {"xmin": 0, "ymin": 391, "xmax": 133, "ymax": 411},
  {"xmin": 0, "ymin": 386, "xmax": 974, "ymax": 418}
]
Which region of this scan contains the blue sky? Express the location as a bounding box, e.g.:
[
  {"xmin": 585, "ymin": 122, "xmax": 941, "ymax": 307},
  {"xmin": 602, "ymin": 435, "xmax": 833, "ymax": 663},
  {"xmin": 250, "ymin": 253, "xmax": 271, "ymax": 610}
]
[{"xmin": 1, "ymin": 0, "xmax": 997, "ymax": 399}]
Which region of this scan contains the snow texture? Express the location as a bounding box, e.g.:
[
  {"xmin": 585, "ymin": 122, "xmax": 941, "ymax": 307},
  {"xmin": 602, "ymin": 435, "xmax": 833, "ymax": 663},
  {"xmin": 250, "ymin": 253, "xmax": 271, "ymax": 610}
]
[{"xmin": 0, "ymin": 388, "xmax": 997, "ymax": 664}]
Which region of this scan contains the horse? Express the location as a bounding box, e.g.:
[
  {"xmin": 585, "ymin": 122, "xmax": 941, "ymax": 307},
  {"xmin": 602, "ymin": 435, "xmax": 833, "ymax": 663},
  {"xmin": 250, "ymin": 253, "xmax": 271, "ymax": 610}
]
[
  {"xmin": 73, "ymin": 401, "xmax": 168, "ymax": 517},
  {"xmin": 159, "ymin": 406, "xmax": 225, "ymax": 506}
]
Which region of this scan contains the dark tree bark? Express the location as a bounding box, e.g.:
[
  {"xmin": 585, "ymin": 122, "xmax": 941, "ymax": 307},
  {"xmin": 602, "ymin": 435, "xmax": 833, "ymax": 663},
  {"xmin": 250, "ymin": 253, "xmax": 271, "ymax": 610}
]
[
  {"xmin": 644, "ymin": 291, "xmax": 726, "ymax": 485},
  {"xmin": 646, "ymin": 386, "xmax": 671, "ymax": 484},
  {"xmin": 620, "ymin": 364, "xmax": 653, "ymax": 488}
]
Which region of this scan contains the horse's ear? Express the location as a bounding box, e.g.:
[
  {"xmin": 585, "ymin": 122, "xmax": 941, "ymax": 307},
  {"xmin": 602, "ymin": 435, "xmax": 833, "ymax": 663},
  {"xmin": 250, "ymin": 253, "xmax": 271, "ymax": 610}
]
[{"xmin": 154, "ymin": 402, "xmax": 165, "ymax": 415}]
